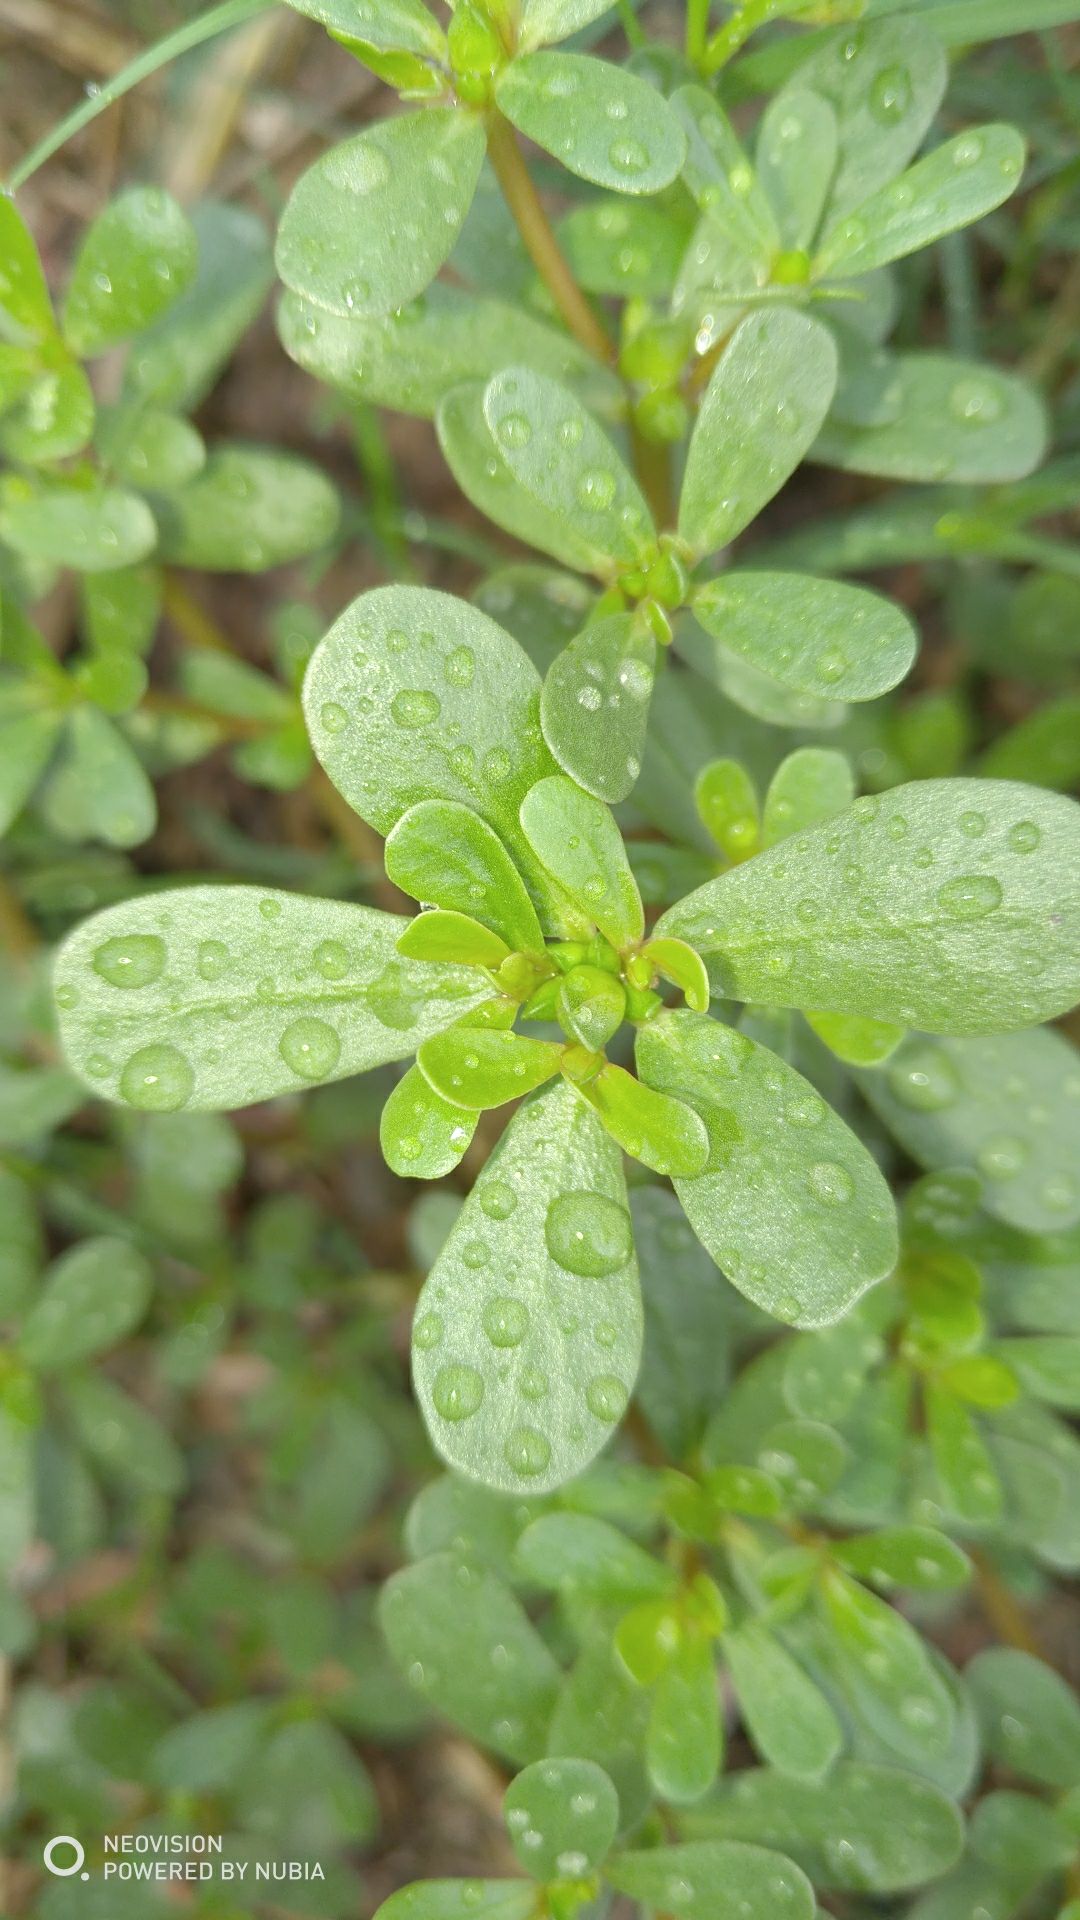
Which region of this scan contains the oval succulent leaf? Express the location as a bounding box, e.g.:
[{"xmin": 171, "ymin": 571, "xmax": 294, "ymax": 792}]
[
  {"xmin": 647, "ymin": 1634, "xmax": 722, "ymax": 1804},
  {"xmin": 813, "ymin": 352, "xmax": 1047, "ymax": 484},
  {"xmin": 38, "ymin": 708, "xmax": 156, "ymax": 849},
  {"xmin": 755, "ymin": 89, "xmax": 838, "ymax": 252},
  {"xmin": 380, "ymin": 1064, "xmax": 478, "ymax": 1178},
  {"xmin": 640, "ymin": 937, "xmax": 711, "ymax": 1012},
  {"xmin": 411, "ymin": 1079, "xmax": 642, "ymax": 1494},
  {"xmin": 671, "ymin": 87, "xmax": 777, "ymax": 258},
  {"xmin": 495, "ymin": 53, "xmax": 687, "ymax": 195},
  {"xmin": 689, "ymin": 573, "xmax": 917, "ymax": 705},
  {"xmin": 579, "ymin": 1061, "xmax": 710, "ymax": 1177},
  {"xmin": 438, "ymin": 383, "xmax": 607, "ymax": 575},
  {"xmin": 541, "ymin": 614, "xmax": 655, "ymax": 803},
  {"xmin": 0, "ymin": 477, "xmax": 157, "ymax": 573},
  {"xmin": 520, "ymin": 774, "xmax": 644, "ymax": 949},
  {"xmin": 657, "ymin": 779, "xmax": 1080, "ymax": 1035},
  {"xmin": 397, "ymin": 910, "xmax": 511, "ymax": 969},
  {"xmin": 483, "ymin": 368, "xmax": 655, "ymax": 575},
  {"xmin": 609, "ymin": 1840, "xmax": 815, "ymax": 1920},
  {"xmin": 781, "ymin": 17, "xmax": 947, "ymax": 219},
  {"xmin": 761, "ymin": 747, "xmax": 856, "ymax": 846},
  {"xmin": 61, "ymin": 187, "xmax": 196, "ymax": 356},
  {"xmin": 151, "ymin": 445, "xmax": 339, "ymax": 571},
  {"xmin": 519, "ymin": 0, "xmax": 616, "ymax": 51},
  {"xmin": 678, "ymin": 311, "xmax": 839, "ymax": 559},
  {"xmin": 275, "ymin": 108, "xmax": 485, "ymax": 319},
  {"xmin": 722, "ymin": 1620, "xmax": 843, "ymax": 1780},
  {"xmin": 555, "ymin": 965, "xmax": 626, "ymax": 1050},
  {"xmin": 636, "ymin": 1009, "xmax": 898, "ymax": 1326},
  {"xmin": 54, "ymin": 887, "xmax": 493, "ymax": 1111},
  {"xmin": 417, "ymin": 1029, "xmax": 564, "ymax": 1110},
  {"xmin": 385, "ymin": 801, "xmax": 549, "ymax": 952},
  {"xmin": 816, "ymin": 124, "xmax": 1025, "ymax": 279},
  {"xmin": 18, "ymin": 1236, "xmax": 153, "ymax": 1370},
  {"xmin": 503, "ymin": 1755, "xmax": 619, "ymax": 1877},
  {"xmin": 282, "ymin": 0, "xmax": 446, "ymax": 57}
]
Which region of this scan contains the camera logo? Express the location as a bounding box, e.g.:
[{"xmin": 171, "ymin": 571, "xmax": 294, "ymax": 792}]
[{"xmin": 43, "ymin": 1836, "xmax": 89, "ymax": 1879}]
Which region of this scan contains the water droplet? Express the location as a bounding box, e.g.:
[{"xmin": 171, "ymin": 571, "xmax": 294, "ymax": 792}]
[
  {"xmin": 320, "ymin": 700, "xmax": 348, "ymax": 734},
  {"xmin": 496, "ymin": 411, "xmax": 532, "ymax": 450},
  {"xmin": 576, "ymin": 468, "xmax": 617, "ymax": 511},
  {"xmin": 432, "ymin": 1363, "xmax": 484, "ymax": 1422},
  {"xmin": 578, "ymin": 684, "xmax": 602, "ymax": 712},
  {"xmin": 462, "ymin": 1240, "xmax": 490, "ymax": 1270},
  {"xmin": 520, "ymin": 1368, "xmax": 548, "ymax": 1401},
  {"xmin": 391, "ymin": 688, "xmax": 440, "ymax": 728},
  {"xmin": 976, "ymin": 1134, "xmax": 1029, "ymax": 1180},
  {"xmin": 545, "ymin": 1191, "xmax": 633, "ymax": 1277},
  {"xmin": 483, "ymin": 746, "xmax": 512, "ymax": 783},
  {"xmin": 586, "ymin": 1374, "xmax": 628, "ymax": 1422},
  {"xmin": 92, "ymin": 934, "xmax": 165, "ymax": 990},
  {"xmin": 278, "ymin": 1016, "xmax": 341, "ymax": 1080},
  {"xmin": 444, "ymin": 645, "xmax": 475, "ymax": 687},
  {"xmin": 952, "ymin": 132, "xmax": 984, "ymax": 167},
  {"xmin": 558, "ymin": 416, "xmax": 583, "ymax": 449},
  {"xmin": 609, "ymin": 138, "xmax": 648, "ymax": 174},
  {"xmin": 807, "ymin": 1161, "xmax": 855, "ymax": 1206},
  {"xmin": 481, "ymin": 1180, "xmax": 517, "ymax": 1220},
  {"xmin": 887, "ymin": 1044, "xmax": 961, "ymax": 1111},
  {"xmin": 314, "ymin": 939, "xmax": 349, "ymax": 979},
  {"xmin": 870, "ymin": 62, "xmax": 912, "ymax": 124},
  {"xmin": 949, "ymin": 376, "xmax": 1004, "ymax": 424},
  {"xmin": 259, "ymin": 898, "xmax": 282, "ymax": 919},
  {"xmin": 817, "ymin": 647, "xmax": 849, "ymax": 684},
  {"xmin": 937, "ymin": 874, "xmax": 1002, "ymax": 919},
  {"xmin": 958, "ymin": 810, "xmax": 986, "ymax": 837},
  {"xmin": 414, "ymin": 1311, "xmax": 444, "ymax": 1351},
  {"xmin": 503, "ymin": 1425, "xmax": 551, "ymax": 1477},
  {"xmin": 1008, "ymin": 820, "xmax": 1041, "ymax": 853},
  {"xmin": 119, "ymin": 1043, "xmax": 194, "ymax": 1112},
  {"xmin": 55, "ymin": 983, "xmax": 80, "ymax": 1009},
  {"xmin": 482, "ymin": 1296, "xmax": 529, "ymax": 1347}
]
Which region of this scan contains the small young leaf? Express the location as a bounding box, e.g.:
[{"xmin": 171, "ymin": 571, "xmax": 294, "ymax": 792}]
[
  {"xmin": 579, "ymin": 1062, "xmax": 710, "ymax": 1177},
  {"xmin": 722, "ymin": 1620, "xmax": 842, "ymax": 1779},
  {"xmin": 813, "ymin": 353, "xmax": 1047, "ymax": 484},
  {"xmin": 967, "ymin": 1649, "xmax": 1080, "ymax": 1789},
  {"xmin": 647, "ymin": 1633, "xmax": 721, "ymax": 1804},
  {"xmin": 18, "ymin": 1237, "xmax": 152, "ymax": 1370},
  {"xmin": 496, "ymin": 54, "xmax": 686, "ymax": 195},
  {"xmin": 38, "ymin": 708, "xmax": 156, "ymax": 849},
  {"xmin": 438, "ymin": 383, "xmax": 605, "ymax": 574},
  {"xmin": 671, "ymin": 88, "xmax": 777, "ymax": 259},
  {"xmin": 306, "ymin": 587, "xmax": 570, "ymax": 923},
  {"xmin": 504, "ymin": 1755, "xmax": 618, "ymax": 1879},
  {"xmin": 555, "ymin": 965, "xmax": 626, "ymax": 1050},
  {"xmin": 637, "ymin": 1010, "xmax": 897, "ymax": 1326},
  {"xmin": 658, "ymin": 780, "xmax": 1080, "ymax": 1035},
  {"xmin": 385, "ymin": 801, "xmax": 547, "ymax": 953},
  {"xmin": 519, "ymin": 0, "xmax": 614, "ymax": 50},
  {"xmin": 834, "ymin": 1526, "xmax": 971, "ymax": 1592},
  {"xmin": 484, "ymin": 368, "xmax": 654, "ymax": 575},
  {"xmin": 62, "ymin": 188, "xmax": 196, "ymax": 355},
  {"xmin": 781, "ymin": 17, "xmax": 947, "ymax": 218},
  {"xmin": 755, "ymin": 89, "xmax": 838, "ymax": 251},
  {"xmin": 380, "ymin": 1065, "xmax": 477, "ymax": 1178},
  {"xmin": 379, "ymin": 1553, "xmax": 560, "ymax": 1763},
  {"xmin": 925, "ymin": 1381, "xmax": 1003, "ymax": 1525},
  {"xmin": 859, "ymin": 1029, "xmax": 1080, "ymax": 1232},
  {"xmin": 0, "ymin": 699, "xmax": 64, "ymax": 837},
  {"xmin": 678, "ymin": 311, "xmax": 838, "ymax": 558},
  {"xmin": 0, "ymin": 477, "xmax": 156, "ymax": 572},
  {"xmin": 640, "ymin": 937, "xmax": 710, "ymax": 1013},
  {"xmin": 541, "ymin": 614, "xmax": 655, "ymax": 803},
  {"xmin": 153, "ymin": 446, "xmax": 339, "ymax": 571},
  {"xmin": 54, "ymin": 887, "xmax": 492, "ymax": 1110},
  {"xmin": 610, "ymin": 1840, "xmax": 814, "ymax": 1920},
  {"xmin": 97, "ymin": 404, "xmax": 206, "ymax": 489},
  {"xmin": 816, "ymin": 125, "xmax": 1024, "ymax": 279},
  {"xmin": 411, "ymin": 1080, "xmax": 641, "ymax": 1494},
  {"xmin": 761, "ymin": 747, "xmax": 856, "ymax": 846},
  {"xmin": 276, "ymin": 107, "xmax": 485, "ymax": 318},
  {"xmin": 695, "ymin": 758, "xmax": 759, "ymax": 862},
  {"xmin": 66, "ymin": 1372, "xmax": 184, "ymax": 1495},
  {"xmin": 689, "ymin": 574, "xmax": 916, "ymax": 707},
  {"xmin": 807, "ymin": 1011, "xmax": 905, "ymax": 1066},
  {"xmin": 418, "ymin": 1028, "xmax": 563, "ymax": 1110},
  {"xmin": 0, "ymin": 358, "xmax": 95, "ymax": 463},
  {"xmin": 694, "ymin": 1762, "xmax": 964, "ymax": 1892},
  {"xmin": 514, "ymin": 1512, "xmax": 673, "ymax": 1600},
  {"xmin": 283, "ymin": 0, "xmax": 446, "ymax": 57},
  {"xmin": 520, "ymin": 775, "xmax": 644, "ymax": 949},
  {"xmin": 398, "ymin": 911, "xmax": 510, "ymax": 970}
]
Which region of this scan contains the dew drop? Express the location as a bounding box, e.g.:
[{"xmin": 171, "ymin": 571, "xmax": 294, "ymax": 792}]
[
  {"xmin": 119, "ymin": 1043, "xmax": 194, "ymax": 1112},
  {"xmin": 462, "ymin": 1240, "xmax": 491, "ymax": 1270},
  {"xmin": 197, "ymin": 939, "xmax": 230, "ymax": 982},
  {"xmin": 432, "ymin": 1363, "xmax": 484, "ymax": 1422},
  {"xmin": 496, "ymin": 411, "xmax": 532, "ymax": 449},
  {"xmin": 414, "ymin": 1311, "xmax": 444, "ymax": 1351},
  {"xmin": 1008, "ymin": 820, "xmax": 1041, "ymax": 853},
  {"xmin": 481, "ymin": 1180, "xmax": 517, "ymax": 1220},
  {"xmin": 576, "ymin": 467, "xmax": 617, "ymax": 511},
  {"xmin": 609, "ymin": 138, "xmax": 648, "ymax": 174},
  {"xmin": 503, "ymin": 1425, "xmax": 551, "ymax": 1477},
  {"xmin": 586, "ymin": 1374, "xmax": 628, "ymax": 1422},
  {"xmin": 92, "ymin": 934, "xmax": 166, "ymax": 990},
  {"xmin": 444, "ymin": 645, "xmax": 475, "ymax": 687},
  {"xmin": 807, "ymin": 1161, "xmax": 855, "ymax": 1206},
  {"xmin": 314, "ymin": 939, "xmax": 349, "ymax": 979},
  {"xmin": 869, "ymin": 62, "xmax": 912, "ymax": 124},
  {"xmin": 278, "ymin": 1016, "xmax": 342, "ymax": 1080},
  {"xmin": 391, "ymin": 688, "xmax": 441, "ymax": 728},
  {"xmin": 482, "ymin": 1296, "xmax": 529, "ymax": 1348},
  {"xmin": 320, "ymin": 700, "xmax": 348, "ymax": 734},
  {"xmin": 976, "ymin": 1134, "xmax": 1029, "ymax": 1180},
  {"xmin": 936, "ymin": 874, "xmax": 1002, "ymax": 919},
  {"xmin": 887, "ymin": 1044, "xmax": 961, "ymax": 1111},
  {"xmin": 545, "ymin": 1191, "xmax": 633, "ymax": 1277}
]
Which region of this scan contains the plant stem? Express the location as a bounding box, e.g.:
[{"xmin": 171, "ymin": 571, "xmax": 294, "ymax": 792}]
[
  {"xmin": 970, "ymin": 1548, "xmax": 1049, "ymax": 1661},
  {"xmin": 630, "ymin": 417, "xmax": 675, "ymax": 530},
  {"xmin": 486, "ymin": 111, "xmax": 614, "ymax": 365},
  {"xmin": 702, "ymin": 0, "xmax": 782, "ymax": 76},
  {"xmin": 686, "ymin": 0, "xmax": 711, "ymax": 69}
]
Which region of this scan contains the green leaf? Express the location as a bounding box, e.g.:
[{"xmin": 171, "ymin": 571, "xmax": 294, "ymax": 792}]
[
  {"xmin": 283, "ymin": 0, "xmax": 446, "ymax": 57},
  {"xmin": 385, "ymin": 801, "xmax": 547, "ymax": 953},
  {"xmin": 0, "ymin": 357, "xmax": 95, "ymax": 463},
  {"xmin": 97, "ymin": 403, "xmax": 206, "ymax": 489},
  {"xmin": 278, "ymin": 282, "xmax": 614, "ymax": 420},
  {"xmin": 967, "ymin": 1649, "xmax": 1080, "ymax": 1789},
  {"xmin": 671, "ymin": 87, "xmax": 777, "ymax": 258},
  {"xmin": 820, "ymin": 1566, "xmax": 958, "ymax": 1763},
  {"xmin": 0, "ymin": 1168, "xmax": 43, "ymax": 1318},
  {"xmin": 647, "ymin": 1633, "xmax": 722, "ymax": 1804},
  {"xmin": 179, "ymin": 650, "xmax": 292, "ymax": 723},
  {"xmin": 514, "ymin": 1512, "xmax": 673, "ymax": 1600},
  {"xmin": 54, "ymin": 886, "xmax": 492, "ymax": 1110},
  {"xmin": 807, "ymin": 1010, "xmax": 904, "ymax": 1066},
  {"xmin": 82, "ymin": 563, "xmax": 161, "ymax": 657},
  {"xmin": 816, "ymin": 125, "xmax": 1024, "ymax": 279},
  {"xmin": 305, "ymin": 587, "xmax": 571, "ymax": 925},
  {"xmin": 640, "ymin": 937, "xmax": 710, "ymax": 1013},
  {"xmin": 483, "ymin": 368, "xmax": 654, "ymax": 575},
  {"xmin": 859, "ymin": 1029, "xmax": 1080, "ymax": 1233},
  {"xmin": 777, "ymin": 18, "xmax": 946, "ymax": 219},
  {"xmin": 755, "ymin": 89, "xmax": 838, "ymax": 251},
  {"xmin": 813, "ymin": 353, "xmax": 1047, "ymax": 484},
  {"xmin": 993, "ymin": 1337, "xmax": 1080, "ymax": 1411},
  {"xmin": 691, "ymin": 1762, "xmax": 964, "ymax": 1892},
  {"xmin": 761, "ymin": 747, "xmax": 856, "ymax": 846},
  {"xmin": 496, "ymin": 53, "xmax": 686, "ymax": 194},
  {"xmin": 555, "ymin": 965, "xmax": 625, "ymax": 1050},
  {"xmin": 695, "ymin": 758, "xmax": 759, "ymax": 863},
  {"xmin": 658, "ymin": 780, "xmax": 1080, "ymax": 1036},
  {"xmin": 541, "ymin": 614, "xmax": 655, "ymax": 803},
  {"xmin": 380, "ymin": 1064, "xmax": 477, "ymax": 1178},
  {"xmin": 18, "ymin": 1236, "xmax": 152, "ymax": 1370},
  {"xmin": 630, "ymin": 1188, "xmax": 730, "ymax": 1460},
  {"xmin": 411, "ymin": 1079, "xmax": 641, "ymax": 1493},
  {"xmin": 418, "ymin": 1028, "xmax": 563, "ymax": 1110},
  {"xmin": 275, "ymin": 107, "xmax": 485, "ymax": 318},
  {"xmin": 678, "ymin": 311, "xmax": 838, "ymax": 558},
  {"xmin": 438, "ymin": 383, "xmax": 607, "ymax": 574},
  {"xmin": 379, "ymin": 1552, "xmax": 560, "ymax": 1763},
  {"xmin": 398, "ymin": 911, "xmax": 510, "ymax": 970},
  {"xmin": 0, "ymin": 698, "xmax": 63, "ymax": 837},
  {"xmin": 578, "ymin": 1062, "xmax": 710, "ymax": 1177},
  {"xmin": 689, "ymin": 574, "xmax": 916, "ymax": 707},
  {"xmin": 559, "ymin": 199, "xmax": 693, "ymax": 298},
  {"xmin": 236, "ymin": 1718, "xmax": 376, "ymax": 1851},
  {"xmin": 636, "ymin": 1010, "xmax": 897, "ymax": 1326},
  {"xmin": 834, "ymin": 1526, "xmax": 971, "ymax": 1592},
  {"xmin": 504, "ymin": 1756, "xmax": 618, "ymax": 1879},
  {"xmin": 152, "ymin": 445, "xmax": 338, "ymax": 570},
  {"xmin": 610, "ymin": 1840, "xmax": 814, "ymax": 1920},
  {"xmin": 0, "ymin": 195, "xmax": 55, "ymax": 339},
  {"xmin": 519, "ymin": 775, "xmax": 644, "ymax": 949},
  {"xmin": 66, "ymin": 1371, "xmax": 184, "ymax": 1495},
  {"xmin": 520, "ymin": 0, "xmax": 614, "ymax": 49},
  {"xmin": 723, "ymin": 1620, "xmax": 842, "ymax": 1779},
  {"xmin": 61, "ymin": 188, "xmax": 196, "ymax": 355},
  {"xmin": 925, "ymin": 1381, "xmax": 1003, "ymax": 1526},
  {"xmin": 0, "ymin": 477, "xmax": 156, "ymax": 572},
  {"xmin": 126, "ymin": 202, "xmax": 273, "ymax": 411},
  {"xmin": 38, "ymin": 707, "xmax": 156, "ymax": 849},
  {"xmin": 374, "ymin": 1884, "xmax": 534, "ymax": 1920}
]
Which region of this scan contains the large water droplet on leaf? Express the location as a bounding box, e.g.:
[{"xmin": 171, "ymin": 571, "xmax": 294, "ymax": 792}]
[{"xmin": 545, "ymin": 1191, "xmax": 633, "ymax": 1277}]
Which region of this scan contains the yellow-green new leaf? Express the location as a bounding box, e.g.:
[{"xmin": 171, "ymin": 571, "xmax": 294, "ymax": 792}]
[
  {"xmin": 520, "ymin": 775, "xmax": 644, "ymax": 949},
  {"xmin": 385, "ymin": 801, "xmax": 548, "ymax": 953},
  {"xmin": 577, "ymin": 1061, "xmax": 710, "ymax": 1177},
  {"xmin": 418, "ymin": 1028, "xmax": 563, "ymax": 1110},
  {"xmin": 658, "ymin": 780, "xmax": 1080, "ymax": 1035},
  {"xmin": 380, "ymin": 1065, "xmax": 477, "ymax": 1178}
]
